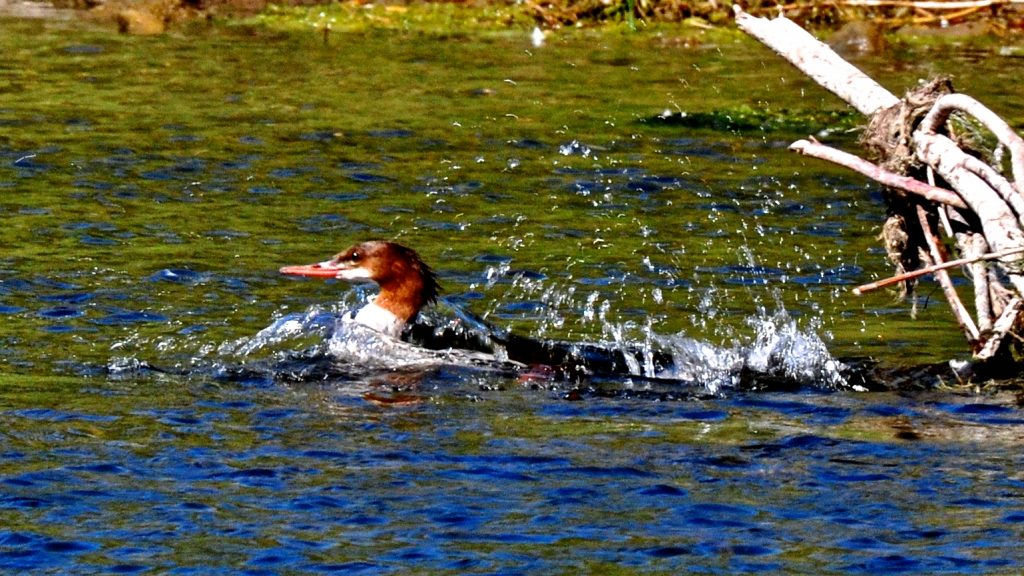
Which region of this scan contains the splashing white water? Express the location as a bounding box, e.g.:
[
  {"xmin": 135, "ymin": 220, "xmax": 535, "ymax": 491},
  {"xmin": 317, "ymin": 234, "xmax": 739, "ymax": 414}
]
[
  {"xmin": 654, "ymin": 308, "xmax": 851, "ymax": 393},
  {"xmin": 464, "ymin": 250, "xmax": 852, "ymax": 393},
  {"xmin": 227, "ymin": 305, "xmax": 337, "ymax": 358},
  {"xmin": 326, "ymin": 316, "xmax": 508, "ymax": 370}
]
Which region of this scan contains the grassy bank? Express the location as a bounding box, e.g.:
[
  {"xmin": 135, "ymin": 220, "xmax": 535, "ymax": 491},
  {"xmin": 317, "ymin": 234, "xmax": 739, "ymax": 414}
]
[{"xmin": 43, "ymin": 0, "xmax": 1024, "ymax": 40}]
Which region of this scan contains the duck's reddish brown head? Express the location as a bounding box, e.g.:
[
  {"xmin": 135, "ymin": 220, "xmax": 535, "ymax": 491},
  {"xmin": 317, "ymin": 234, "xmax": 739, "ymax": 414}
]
[{"xmin": 280, "ymin": 241, "xmax": 440, "ymax": 324}]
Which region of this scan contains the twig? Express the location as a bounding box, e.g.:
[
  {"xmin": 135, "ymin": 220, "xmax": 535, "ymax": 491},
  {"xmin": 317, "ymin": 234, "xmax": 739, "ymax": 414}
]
[
  {"xmin": 909, "ymin": 5, "xmax": 986, "ymax": 22},
  {"xmin": 915, "ymin": 205, "xmax": 980, "ymax": 342},
  {"xmin": 854, "ymin": 246, "xmax": 1024, "ymax": 295},
  {"xmin": 790, "ymin": 139, "xmax": 968, "ymax": 208}
]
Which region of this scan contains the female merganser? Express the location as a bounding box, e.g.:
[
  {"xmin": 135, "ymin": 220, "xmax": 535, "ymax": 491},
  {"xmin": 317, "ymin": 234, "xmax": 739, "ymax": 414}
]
[
  {"xmin": 274, "ymin": 237, "xmax": 888, "ymax": 389},
  {"xmin": 276, "ymin": 240, "xmax": 878, "ymax": 391},
  {"xmin": 280, "ymin": 240, "xmax": 675, "ymax": 379},
  {"xmin": 280, "ymin": 241, "xmax": 439, "ymax": 338}
]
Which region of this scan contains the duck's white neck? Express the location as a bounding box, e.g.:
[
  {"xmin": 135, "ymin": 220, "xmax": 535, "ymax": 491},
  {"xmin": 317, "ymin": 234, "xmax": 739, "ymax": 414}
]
[{"xmin": 352, "ymin": 300, "xmax": 406, "ymax": 337}]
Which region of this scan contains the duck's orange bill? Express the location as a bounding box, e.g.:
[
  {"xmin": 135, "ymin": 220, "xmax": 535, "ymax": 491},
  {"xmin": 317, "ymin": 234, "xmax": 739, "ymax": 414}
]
[{"xmin": 279, "ymin": 263, "xmax": 340, "ymax": 278}]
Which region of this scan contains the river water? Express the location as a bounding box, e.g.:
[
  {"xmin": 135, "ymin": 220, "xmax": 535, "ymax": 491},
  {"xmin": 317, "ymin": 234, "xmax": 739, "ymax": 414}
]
[{"xmin": 1, "ymin": 15, "xmax": 1023, "ymax": 573}]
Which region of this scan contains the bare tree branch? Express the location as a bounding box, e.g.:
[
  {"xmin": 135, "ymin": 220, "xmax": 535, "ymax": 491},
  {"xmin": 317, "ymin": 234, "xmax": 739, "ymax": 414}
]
[
  {"xmin": 854, "ymin": 246, "xmax": 1024, "ymax": 295},
  {"xmin": 790, "ymin": 139, "xmax": 968, "ymax": 209},
  {"xmin": 733, "ymin": 7, "xmax": 899, "ymax": 116},
  {"xmin": 919, "ymin": 93, "xmax": 1024, "ymax": 191}
]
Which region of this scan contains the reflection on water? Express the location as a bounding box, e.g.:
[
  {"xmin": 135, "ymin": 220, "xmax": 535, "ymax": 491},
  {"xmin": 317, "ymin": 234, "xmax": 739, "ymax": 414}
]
[{"xmin": 2, "ymin": 17, "xmax": 1024, "ymax": 573}]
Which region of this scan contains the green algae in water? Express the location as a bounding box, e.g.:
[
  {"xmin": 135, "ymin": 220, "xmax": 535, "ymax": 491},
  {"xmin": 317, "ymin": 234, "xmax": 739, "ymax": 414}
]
[
  {"xmin": 645, "ymin": 105, "xmax": 862, "ymax": 135},
  {"xmin": 4, "ymin": 17, "xmax": 1020, "ymax": 373}
]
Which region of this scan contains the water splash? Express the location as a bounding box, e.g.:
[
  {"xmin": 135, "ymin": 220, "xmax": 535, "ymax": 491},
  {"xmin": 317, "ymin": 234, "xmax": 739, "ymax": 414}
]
[
  {"xmin": 103, "ymin": 243, "xmax": 854, "ymax": 395},
  {"xmin": 225, "ymin": 305, "xmax": 337, "ymax": 359},
  {"xmin": 558, "ymin": 140, "xmax": 593, "ymax": 159},
  {"xmin": 654, "ymin": 308, "xmax": 852, "ymax": 393},
  {"xmin": 199, "ymin": 296, "xmax": 520, "ymax": 381},
  {"xmin": 462, "ymin": 243, "xmax": 854, "ymax": 394}
]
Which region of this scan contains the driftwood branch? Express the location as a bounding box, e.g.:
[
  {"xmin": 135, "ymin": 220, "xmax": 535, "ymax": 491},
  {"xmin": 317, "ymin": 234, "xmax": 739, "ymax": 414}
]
[
  {"xmin": 964, "ymin": 233, "xmax": 993, "ymax": 334},
  {"xmin": 790, "ymin": 139, "xmax": 968, "ymax": 209},
  {"xmin": 978, "ymin": 298, "xmax": 1023, "ymax": 359},
  {"xmin": 737, "ymin": 7, "xmax": 1024, "ymax": 362},
  {"xmin": 733, "ymin": 7, "xmax": 898, "ymax": 116},
  {"xmin": 919, "ymin": 93, "xmax": 1024, "ymax": 192}
]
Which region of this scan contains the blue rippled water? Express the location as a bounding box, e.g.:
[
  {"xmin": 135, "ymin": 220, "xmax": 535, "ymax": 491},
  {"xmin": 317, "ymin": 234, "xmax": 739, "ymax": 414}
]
[{"xmin": 1, "ymin": 379, "xmax": 1023, "ymax": 573}]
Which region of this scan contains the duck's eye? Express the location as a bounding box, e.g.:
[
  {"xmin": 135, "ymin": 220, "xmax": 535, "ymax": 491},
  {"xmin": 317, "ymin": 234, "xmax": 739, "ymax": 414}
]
[{"xmin": 349, "ymin": 251, "xmax": 361, "ymax": 263}]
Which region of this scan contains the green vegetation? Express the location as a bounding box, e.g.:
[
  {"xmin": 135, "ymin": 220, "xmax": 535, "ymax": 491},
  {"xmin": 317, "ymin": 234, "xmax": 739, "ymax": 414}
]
[
  {"xmin": 51, "ymin": 0, "xmax": 1024, "ymax": 41},
  {"xmin": 243, "ymin": 1, "xmax": 536, "ymax": 36}
]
